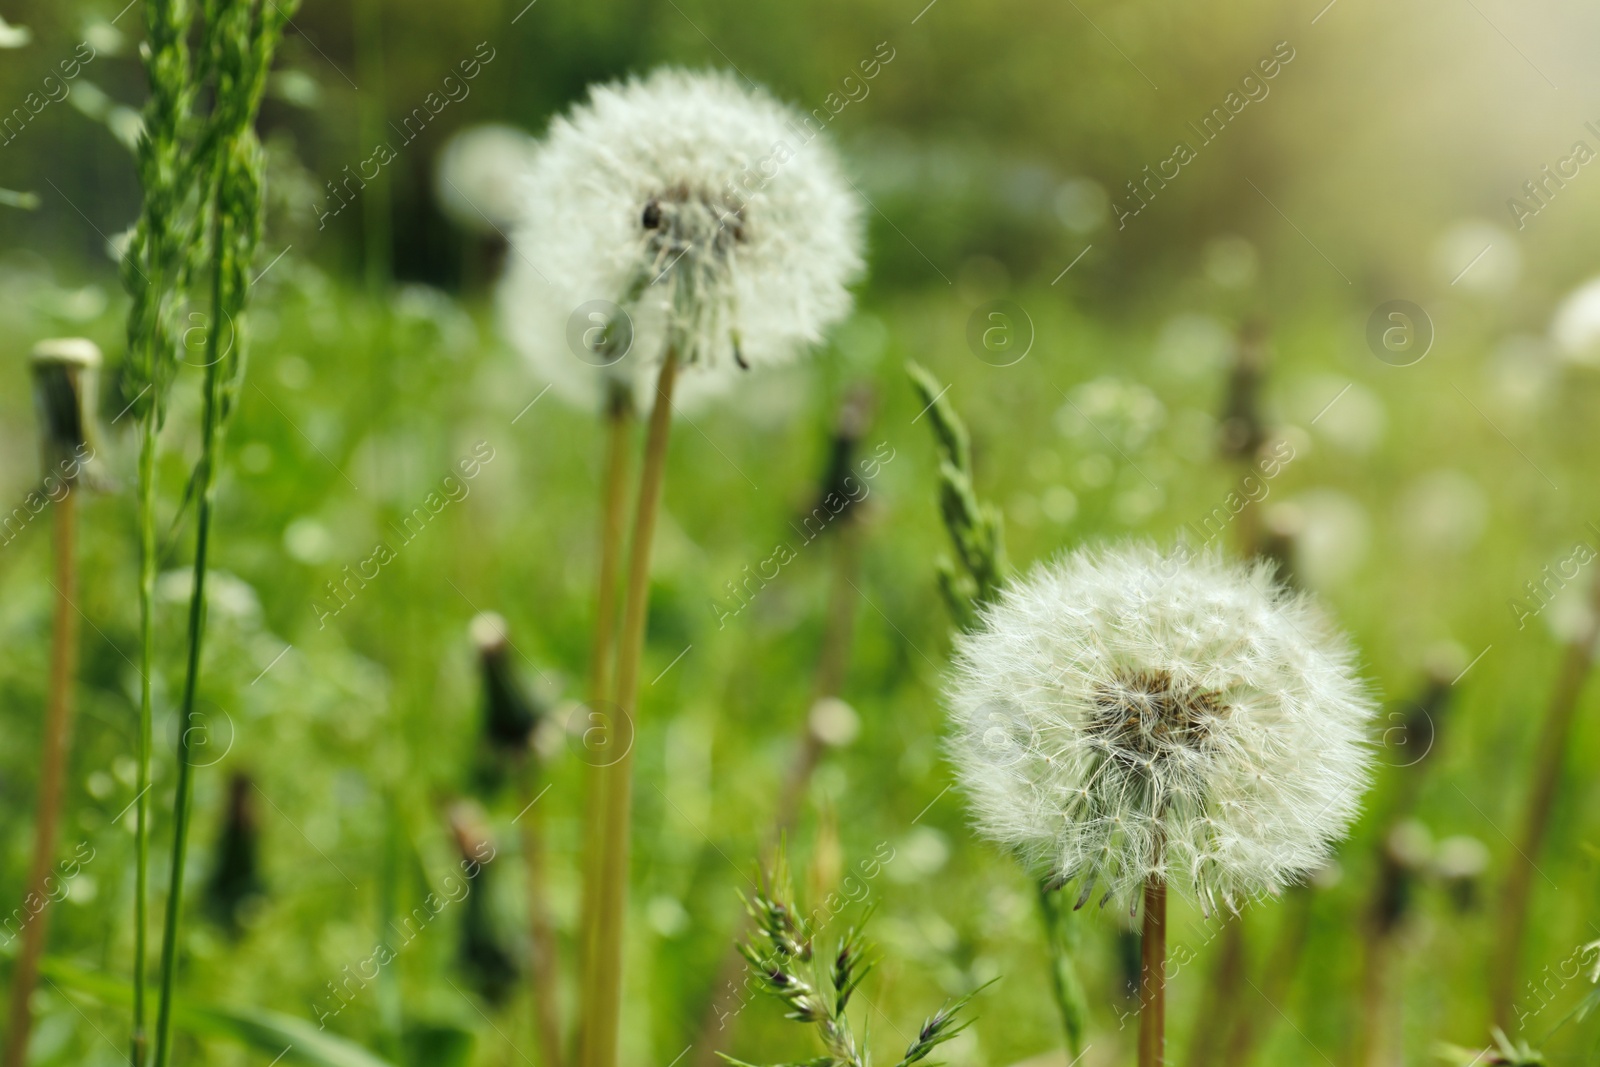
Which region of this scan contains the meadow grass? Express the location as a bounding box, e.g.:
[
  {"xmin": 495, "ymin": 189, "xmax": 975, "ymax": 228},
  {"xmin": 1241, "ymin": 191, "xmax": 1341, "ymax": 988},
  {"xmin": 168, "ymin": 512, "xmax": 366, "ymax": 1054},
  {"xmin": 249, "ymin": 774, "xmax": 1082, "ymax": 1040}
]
[{"xmin": 1, "ymin": 254, "xmax": 1598, "ymax": 1064}]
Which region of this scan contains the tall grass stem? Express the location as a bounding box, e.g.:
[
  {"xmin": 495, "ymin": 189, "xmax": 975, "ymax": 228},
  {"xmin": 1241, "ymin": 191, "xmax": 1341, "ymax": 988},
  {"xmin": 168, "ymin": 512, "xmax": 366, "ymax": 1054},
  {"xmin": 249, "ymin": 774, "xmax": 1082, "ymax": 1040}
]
[
  {"xmin": 133, "ymin": 415, "xmax": 158, "ymax": 1067},
  {"xmin": 521, "ymin": 769, "xmax": 564, "ymax": 1067},
  {"xmin": 151, "ymin": 246, "xmax": 227, "ymax": 1067},
  {"xmin": 1490, "ymin": 579, "xmax": 1600, "ymax": 1028}
]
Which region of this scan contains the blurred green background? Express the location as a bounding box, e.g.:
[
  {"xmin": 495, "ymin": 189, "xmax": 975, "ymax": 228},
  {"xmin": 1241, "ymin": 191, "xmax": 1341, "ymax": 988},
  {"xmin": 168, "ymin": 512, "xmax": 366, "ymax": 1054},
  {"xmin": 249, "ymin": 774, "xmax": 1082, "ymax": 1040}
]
[{"xmin": 3, "ymin": 0, "xmax": 1600, "ymax": 1064}]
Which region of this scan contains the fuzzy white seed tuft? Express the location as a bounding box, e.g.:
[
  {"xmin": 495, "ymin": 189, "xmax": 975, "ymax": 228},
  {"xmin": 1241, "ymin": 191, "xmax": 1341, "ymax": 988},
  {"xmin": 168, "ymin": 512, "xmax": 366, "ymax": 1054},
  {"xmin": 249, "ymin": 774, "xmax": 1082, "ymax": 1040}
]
[
  {"xmin": 498, "ymin": 68, "xmax": 864, "ymax": 414},
  {"xmin": 945, "ymin": 542, "xmax": 1376, "ymax": 904}
]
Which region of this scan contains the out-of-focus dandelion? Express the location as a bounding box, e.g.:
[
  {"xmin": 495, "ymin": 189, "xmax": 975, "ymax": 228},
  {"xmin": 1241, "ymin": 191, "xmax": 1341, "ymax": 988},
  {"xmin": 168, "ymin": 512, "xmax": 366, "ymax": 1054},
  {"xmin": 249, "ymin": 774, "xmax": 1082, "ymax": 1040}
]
[
  {"xmin": 1434, "ymin": 835, "xmax": 1489, "ymax": 911},
  {"xmin": 1550, "ymin": 275, "xmax": 1600, "ymax": 366},
  {"xmin": 435, "ymin": 124, "xmax": 539, "ymax": 233},
  {"xmin": 466, "ymin": 613, "xmax": 563, "ymax": 1067},
  {"xmin": 946, "ymin": 542, "xmax": 1376, "ymax": 1066},
  {"xmin": 499, "ymin": 67, "xmax": 863, "ymax": 414},
  {"xmin": 203, "ymin": 773, "xmax": 264, "ymax": 938},
  {"xmin": 449, "ymin": 802, "xmax": 520, "ymax": 1008},
  {"xmin": 1432, "ymin": 219, "xmax": 1519, "ymax": 296},
  {"xmin": 3, "ymin": 340, "xmax": 101, "ymax": 1067}
]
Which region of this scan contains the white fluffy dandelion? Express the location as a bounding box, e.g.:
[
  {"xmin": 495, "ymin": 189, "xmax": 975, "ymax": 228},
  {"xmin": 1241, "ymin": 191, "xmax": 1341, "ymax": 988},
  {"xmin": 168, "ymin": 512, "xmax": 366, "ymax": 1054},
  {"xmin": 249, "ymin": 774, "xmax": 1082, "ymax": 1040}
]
[
  {"xmin": 1551, "ymin": 275, "xmax": 1600, "ymax": 367},
  {"xmin": 554, "ymin": 70, "xmax": 863, "ymax": 1067},
  {"xmin": 946, "ymin": 542, "xmax": 1375, "ymax": 909},
  {"xmin": 498, "ymin": 67, "xmax": 864, "ymax": 413},
  {"xmin": 435, "ymin": 124, "xmax": 539, "ymax": 233}
]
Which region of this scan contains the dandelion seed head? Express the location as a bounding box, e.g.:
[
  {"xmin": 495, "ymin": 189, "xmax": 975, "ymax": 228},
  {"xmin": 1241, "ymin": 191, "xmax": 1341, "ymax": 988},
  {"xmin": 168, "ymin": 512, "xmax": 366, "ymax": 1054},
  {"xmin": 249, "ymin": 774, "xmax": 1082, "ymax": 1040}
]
[
  {"xmin": 498, "ymin": 68, "xmax": 864, "ymax": 414},
  {"xmin": 945, "ymin": 542, "xmax": 1376, "ymax": 904}
]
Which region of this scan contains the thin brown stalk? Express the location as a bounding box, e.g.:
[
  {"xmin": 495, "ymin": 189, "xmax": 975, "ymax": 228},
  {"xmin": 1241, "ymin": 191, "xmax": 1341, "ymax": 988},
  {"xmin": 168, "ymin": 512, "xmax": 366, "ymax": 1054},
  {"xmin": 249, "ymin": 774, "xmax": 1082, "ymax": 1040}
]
[
  {"xmin": 1354, "ymin": 675, "xmax": 1454, "ymax": 1063},
  {"xmin": 574, "ymin": 392, "xmax": 632, "ymax": 1063},
  {"xmin": 582, "ymin": 351, "xmax": 679, "ymax": 1067},
  {"xmin": 521, "ymin": 770, "xmax": 565, "ymax": 1067},
  {"xmin": 1139, "ymin": 874, "xmax": 1168, "ymax": 1067},
  {"xmin": 1490, "ymin": 576, "xmax": 1600, "ymax": 1029},
  {"xmin": 690, "ymin": 523, "xmax": 863, "ymax": 1064},
  {"xmin": 1357, "ymin": 924, "xmax": 1395, "ymax": 1067},
  {"xmin": 2, "ymin": 490, "xmax": 79, "ymax": 1067}
]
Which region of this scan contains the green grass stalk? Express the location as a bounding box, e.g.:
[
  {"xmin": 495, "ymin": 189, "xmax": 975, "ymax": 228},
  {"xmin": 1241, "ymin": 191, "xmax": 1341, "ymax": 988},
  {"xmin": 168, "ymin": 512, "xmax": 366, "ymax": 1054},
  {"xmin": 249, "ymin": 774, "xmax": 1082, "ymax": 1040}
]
[
  {"xmin": 1491, "ymin": 575, "xmax": 1600, "ymax": 1029},
  {"xmin": 134, "ymin": 413, "xmax": 158, "ymax": 1067},
  {"xmin": 152, "ymin": 234, "xmax": 228, "ymax": 1067},
  {"xmin": 354, "ymin": 0, "xmax": 390, "ymax": 294},
  {"xmin": 906, "ymin": 361, "xmax": 1090, "ymax": 1056},
  {"xmin": 124, "ymin": 1, "xmax": 198, "ymax": 1049},
  {"xmin": 521, "ymin": 768, "xmax": 564, "ymax": 1067},
  {"xmin": 149, "ymin": 5, "xmax": 292, "ymax": 1056}
]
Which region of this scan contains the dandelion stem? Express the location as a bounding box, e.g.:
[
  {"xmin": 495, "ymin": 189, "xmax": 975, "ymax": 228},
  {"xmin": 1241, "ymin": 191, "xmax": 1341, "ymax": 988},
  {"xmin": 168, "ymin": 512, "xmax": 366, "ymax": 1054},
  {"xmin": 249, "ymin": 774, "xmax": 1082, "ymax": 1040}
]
[
  {"xmin": 521, "ymin": 767, "xmax": 565, "ymax": 1067},
  {"xmin": 1, "ymin": 489, "xmax": 80, "ymax": 1067},
  {"xmin": 584, "ymin": 350, "xmax": 679, "ymax": 1067},
  {"xmin": 1490, "ymin": 580, "xmax": 1600, "ymax": 1029},
  {"xmin": 152, "ymin": 242, "xmax": 227, "ymax": 1067},
  {"xmin": 1139, "ymin": 874, "xmax": 1167, "ymax": 1067},
  {"xmin": 575, "ymin": 392, "xmax": 632, "ymax": 1061}
]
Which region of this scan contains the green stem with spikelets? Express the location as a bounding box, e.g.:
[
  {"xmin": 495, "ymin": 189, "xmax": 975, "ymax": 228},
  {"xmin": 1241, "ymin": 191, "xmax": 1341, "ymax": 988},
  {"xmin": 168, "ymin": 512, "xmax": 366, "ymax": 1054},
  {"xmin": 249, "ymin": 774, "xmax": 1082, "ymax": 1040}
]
[
  {"xmin": 905, "ymin": 361, "xmax": 1088, "ymax": 1060},
  {"xmin": 905, "ymin": 362, "xmax": 1005, "ymax": 624},
  {"xmin": 146, "ymin": 4, "xmax": 294, "ymax": 1065},
  {"xmin": 723, "ymin": 855, "xmax": 990, "ymax": 1067},
  {"xmin": 123, "ymin": 2, "xmax": 198, "ymax": 1061},
  {"xmin": 152, "ymin": 253, "xmax": 224, "ymax": 1067}
]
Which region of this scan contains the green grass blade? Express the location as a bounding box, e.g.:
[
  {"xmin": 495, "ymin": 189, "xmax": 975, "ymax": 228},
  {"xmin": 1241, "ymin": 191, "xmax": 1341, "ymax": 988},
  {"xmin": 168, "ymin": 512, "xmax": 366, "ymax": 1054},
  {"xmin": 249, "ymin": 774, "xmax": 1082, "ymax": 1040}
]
[{"xmin": 40, "ymin": 958, "xmax": 400, "ymax": 1067}]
